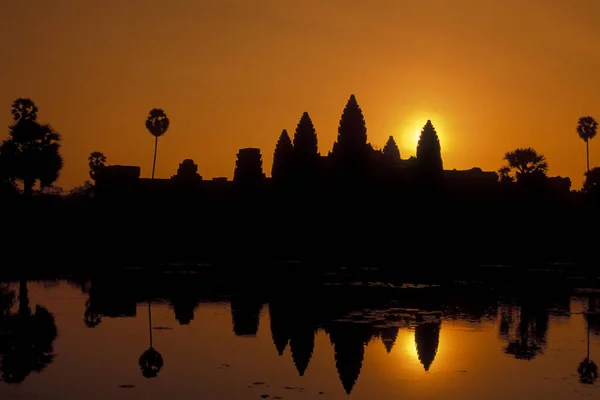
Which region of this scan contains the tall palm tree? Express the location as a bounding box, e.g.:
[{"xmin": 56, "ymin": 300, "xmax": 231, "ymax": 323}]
[
  {"xmin": 577, "ymin": 116, "xmax": 598, "ymax": 173},
  {"xmin": 145, "ymin": 109, "xmax": 170, "ymax": 179}
]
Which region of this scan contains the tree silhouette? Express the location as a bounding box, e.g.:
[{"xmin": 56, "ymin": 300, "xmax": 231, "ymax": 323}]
[
  {"xmin": 145, "ymin": 108, "xmax": 170, "ymax": 179},
  {"xmin": 576, "ymin": 116, "xmax": 597, "ymax": 173},
  {"xmin": 382, "ymin": 136, "xmax": 401, "ymax": 164},
  {"xmin": 499, "ymin": 147, "xmax": 548, "ymax": 184},
  {"xmin": 583, "ymin": 167, "xmax": 600, "ymax": 202},
  {"xmin": 67, "ymin": 180, "xmax": 94, "ymax": 200},
  {"xmin": 332, "ymin": 94, "xmax": 368, "ymax": 155},
  {"xmin": 0, "ymin": 286, "xmax": 15, "ymax": 320},
  {"xmin": 139, "ymin": 300, "xmax": 163, "ymax": 378},
  {"xmin": 416, "ymin": 120, "xmax": 443, "ymax": 176},
  {"xmin": 0, "ymin": 99, "xmax": 63, "ymax": 196},
  {"xmin": 88, "ymin": 151, "xmax": 106, "ymax": 181},
  {"xmin": 271, "ymin": 129, "xmax": 293, "ymax": 181},
  {"xmin": 292, "ymin": 112, "xmax": 319, "ymax": 182},
  {"xmin": 10, "ymin": 98, "xmax": 38, "ymax": 122},
  {"xmin": 83, "ymin": 299, "xmax": 102, "ymax": 328},
  {"xmin": 498, "ymin": 166, "xmax": 513, "ymax": 183},
  {"xmin": 0, "ymin": 280, "xmax": 57, "ymax": 383}
]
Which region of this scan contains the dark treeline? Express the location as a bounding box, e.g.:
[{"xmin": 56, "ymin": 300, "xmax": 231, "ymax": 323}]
[{"xmin": 1, "ymin": 96, "xmax": 600, "ymax": 271}]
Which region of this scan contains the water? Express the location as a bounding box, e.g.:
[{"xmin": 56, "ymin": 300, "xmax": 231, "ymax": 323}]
[{"xmin": 0, "ymin": 278, "xmax": 599, "ymax": 399}]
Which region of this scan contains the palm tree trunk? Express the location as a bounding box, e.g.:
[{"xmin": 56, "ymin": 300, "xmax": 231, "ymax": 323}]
[
  {"xmin": 151, "ymin": 136, "xmax": 158, "ymax": 179},
  {"xmin": 586, "ymin": 139, "xmax": 590, "ymax": 173},
  {"xmin": 148, "ymin": 300, "xmax": 153, "ymax": 348},
  {"xmin": 588, "ymin": 317, "xmax": 591, "ymax": 359}
]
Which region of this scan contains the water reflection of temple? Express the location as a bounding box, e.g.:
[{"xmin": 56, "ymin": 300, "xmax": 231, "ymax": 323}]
[
  {"xmin": 414, "ymin": 314, "xmax": 442, "ymax": 371},
  {"xmin": 62, "ymin": 276, "xmax": 598, "ymax": 395}
]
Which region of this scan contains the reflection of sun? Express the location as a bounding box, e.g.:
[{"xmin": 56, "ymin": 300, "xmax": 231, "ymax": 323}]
[{"xmin": 403, "ymin": 330, "xmax": 418, "ymax": 361}]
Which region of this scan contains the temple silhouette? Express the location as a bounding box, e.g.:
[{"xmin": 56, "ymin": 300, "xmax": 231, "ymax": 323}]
[{"xmin": 94, "ymin": 94, "xmax": 570, "ymax": 200}]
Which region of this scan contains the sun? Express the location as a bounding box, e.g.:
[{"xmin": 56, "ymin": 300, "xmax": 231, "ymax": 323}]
[
  {"xmin": 414, "ymin": 129, "xmax": 422, "ymax": 145},
  {"xmin": 396, "ymin": 114, "xmax": 448, "ymax": 154}
]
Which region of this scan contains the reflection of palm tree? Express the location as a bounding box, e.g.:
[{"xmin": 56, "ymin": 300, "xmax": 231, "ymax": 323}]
[
  {"xmin": 578, "ymin": 302, "xmax": 599, "ymax": 384},
  {"xmin": 0, "ymin": 280, "xmax": 58, "ymax": 383},
  {"xmin": 139, "ymin": 300, "xmax": 163, "ymax": 378},
  {"xmin": 83, "ymin": 299, "xmax": 102, "ymax": 328}
]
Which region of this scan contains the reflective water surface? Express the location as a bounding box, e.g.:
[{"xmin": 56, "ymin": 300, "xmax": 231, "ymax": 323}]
[{"xmin": 0, "ymin": 276, "xmax": 599, "ymax": 399}]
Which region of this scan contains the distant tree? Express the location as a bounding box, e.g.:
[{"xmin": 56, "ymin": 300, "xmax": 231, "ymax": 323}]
[
  {"xmin": 416, "ymin": 120, "xmax": 443, "ymax": 176},
  {"xmin": 11, "ymin": 98, "xmax": 38, "ymax": 123},
  {"xmin": 38, "ymin": 185, "xmax": 63, "ymax": 196},
  {"xmin": 583, "ymin": 167, "xmax": 600, "ymax": 201},
  {"xmin": 145, "ymin": 108, "xmax": 170, "ymax": 179},
  {"xmin": 382, "ymin": 136, "xmax": 401, "ymax": 164},
  {"xmin": 331, "ymin": 94, "xmax": 368, "ymax": 156},
  {"xmin": 88, "ymin": 151, "xmax": 106, "ymax": 181},
  {"xmin": 272, "ymin": 129, "xmax": 293, "ymax": 181},
  {"xmin": 577, "ymin": 116, "xmax": 597, "ymax": 173},
  {"xmin": 0, "ymin": 99, "xmax": 63, "ymax": 196},
  {"xmin": 500, "ymin": 147, "xmax": 548, "ymax": 184},
  {"xmin": 67, "ymin": 181, "xmax": 94, "ymax": 200},
  {"xmin": 292, "ymin": 112, "xmax": 319, "ymax": 182},
  {"xmin": 497, "ymin": 166, "xmax": 514, "ymax": 183}
]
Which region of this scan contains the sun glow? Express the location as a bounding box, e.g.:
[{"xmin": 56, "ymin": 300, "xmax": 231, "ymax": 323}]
[{"xmin": 397, "ymin": 113, "xmax": 449, "ymax": 156}]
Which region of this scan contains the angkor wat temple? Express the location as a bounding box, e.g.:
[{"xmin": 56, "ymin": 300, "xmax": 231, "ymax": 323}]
[{"xmin": 95, "ymin": 94, "xmax": 570, "ymax": 204}]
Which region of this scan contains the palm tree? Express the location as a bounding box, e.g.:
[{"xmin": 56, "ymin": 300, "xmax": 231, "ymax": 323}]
[
  {"xmin": 576, "ymin": 116, "xmax": 598, "ymax": 173},
  {"xmin": 11, "ymin": 98, "xmax": 38, "ymax": 123},
  {"xmin": 88, "ymin": 151, "xmax": 106, "ymax": 181},
  {"xmin": 0, "ymin": 121, "xmax": 63, "ymax": 196},
  {"xmin": 499, "ymin": 147, "xmax": 548, "ymax": 184},
  {"xmin": 578, "ymin": 305, "xmax": 599, "ymax": 384},
  {"xmin": 145, "ymin": 109, "xmax": 170, "ymax": 179}
]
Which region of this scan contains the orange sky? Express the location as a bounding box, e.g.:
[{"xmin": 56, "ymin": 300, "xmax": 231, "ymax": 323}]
[{"xmin": 2, "ymin": 0, "xmax": 600, "ymax": 189}]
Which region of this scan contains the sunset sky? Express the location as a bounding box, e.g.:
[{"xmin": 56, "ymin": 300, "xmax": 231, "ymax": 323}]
[{"xmin": 2, "ymin": 0, "xmax": 600, "ymax": 189}]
